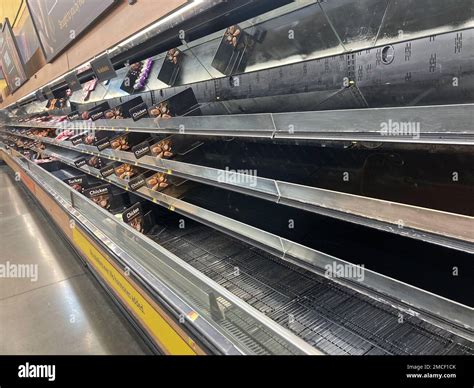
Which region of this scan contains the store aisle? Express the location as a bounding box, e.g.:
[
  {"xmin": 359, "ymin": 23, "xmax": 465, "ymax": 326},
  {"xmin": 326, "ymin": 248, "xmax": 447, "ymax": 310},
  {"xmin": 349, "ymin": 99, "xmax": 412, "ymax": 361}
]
[{"xmin": 0, "ymin": 165, "xmax": 149, "ymax": 354}]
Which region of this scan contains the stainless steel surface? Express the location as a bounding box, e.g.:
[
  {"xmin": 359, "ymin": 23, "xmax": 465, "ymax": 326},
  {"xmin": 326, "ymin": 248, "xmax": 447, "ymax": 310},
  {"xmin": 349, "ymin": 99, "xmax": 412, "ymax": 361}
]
[
  {"xmin": 0, "ymin": 165, "xmax": 149, "ymax": 354},
  {"xmin": 12, "ymin": 104, "xmax": 474, "ymax": 144}
]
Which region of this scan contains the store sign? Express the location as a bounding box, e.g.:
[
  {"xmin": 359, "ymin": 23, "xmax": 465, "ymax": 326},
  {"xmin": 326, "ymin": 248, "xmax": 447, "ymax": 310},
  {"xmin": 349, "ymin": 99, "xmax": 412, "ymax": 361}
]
[
  {"xmin": 71, "ymin": 227, "xmax": 197, "ymax": 355},
  {"xmin": 0, "ymin": 18, "xmax": 27, "ymax": 93},
  {"xmin": 90, "ymin": 53, "xmax": 117, "ymax": 82},
  {"xmin": 26, "ymin": 0, "xmax": 118, "ymax": 63},
  {"xmin": 65, "ymin": 71, "xmax": 81, "ymax": 92}
]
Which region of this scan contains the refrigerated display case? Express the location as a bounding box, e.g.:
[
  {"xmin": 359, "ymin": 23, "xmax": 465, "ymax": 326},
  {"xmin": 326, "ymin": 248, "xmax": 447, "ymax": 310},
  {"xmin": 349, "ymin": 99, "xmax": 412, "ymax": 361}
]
[{"xmin": 1, "ymin": 0, "xmax": 473, "ymax": 356}]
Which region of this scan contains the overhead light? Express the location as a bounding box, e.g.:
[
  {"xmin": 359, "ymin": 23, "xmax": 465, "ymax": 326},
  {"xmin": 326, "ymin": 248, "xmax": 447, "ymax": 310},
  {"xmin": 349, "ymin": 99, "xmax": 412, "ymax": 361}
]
[{"xmin": 111, "ymin": 0, "xmax": 205, "ymax": 50}]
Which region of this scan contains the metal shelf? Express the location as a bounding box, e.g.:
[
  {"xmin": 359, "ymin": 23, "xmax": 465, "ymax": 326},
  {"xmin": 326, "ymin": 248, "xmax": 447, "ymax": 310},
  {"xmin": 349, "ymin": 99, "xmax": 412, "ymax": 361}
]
[
  {"xmin": 9, "ymin": 104, "xmax": 474, "ymax": 144},
  {"xmin": 7, "ymin": 146, "xmax": 473, "ymax": 354},
  {"xmin": 3, "ymin": 127, "xmax": 473, "ymax": 253},
  {"xmin": 4, "ymin": 147, "xmax": 321, "ymax": 355},
  {"xmin": 13, "ymin": 141, "xmax": 472, "ymax": 337}
]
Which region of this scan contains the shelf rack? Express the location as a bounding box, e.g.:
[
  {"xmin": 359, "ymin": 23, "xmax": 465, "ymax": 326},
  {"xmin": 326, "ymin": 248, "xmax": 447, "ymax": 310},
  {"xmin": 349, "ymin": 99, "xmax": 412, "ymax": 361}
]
[
  {"xmin": 5, "ymin": 139, "xmax": 471, "ymax": 338},
  {"xmin": 3, "ymin": 124, "xmax": 473, "ymax": 254}
]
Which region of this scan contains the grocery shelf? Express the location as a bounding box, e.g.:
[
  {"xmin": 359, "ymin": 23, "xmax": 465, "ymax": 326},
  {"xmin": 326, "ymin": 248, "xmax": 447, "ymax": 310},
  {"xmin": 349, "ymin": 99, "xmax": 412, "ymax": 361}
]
[
  {"xmin": 2, "ymin": 0, "xmax": 473, "ymax": 360},
  {"xmin": 146, "ymin": 223, "xmax": 474, "ymax": 355},
  {"xmin": 3, "ymin": 128, "xmax": 472, "ymax": 254},
  {"xmin": 10, "ymin": 140, "xmax": 471, "ymax": 337},
  {"xmin": 2, "ymin": 146, "xmax": 321, "ymax": 355},
  {"xmin": 9, "ymin": 104, "xmax": 474, "ymax": 145},
  {"xmin": 3, "ymin": 146, "xmax": 473, "ymax": 354}
]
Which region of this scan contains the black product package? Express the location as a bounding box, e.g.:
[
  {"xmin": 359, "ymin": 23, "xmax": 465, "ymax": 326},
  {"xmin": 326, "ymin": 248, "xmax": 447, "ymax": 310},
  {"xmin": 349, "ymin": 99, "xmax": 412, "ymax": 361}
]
[
  {"xmin": 122, "ymin": 202, "xmax": 152, "ymax": 234},
  {"xmin": 110, "ymin": 132, "xmax": 149, "ymax": 152},
  {"xmin": 100, "ymin": 163, "xmax": 116, "ymax": 178},
  {"xmin": 67, "ymin": 110, "xmax": 81, "ymax": 121},
  {"xmin": 157, "ymin": 48, "xmax": 182, "ymax": 86},
  {"xmin": 120, "ymin": 60, "xmax": 153, "ymax": 94},
  {"xmin": 120, "ymin": 62, "xmax": 142, "ymax": 94},
  {"xmin": 81, "ymin": 102, "xmax": 110, "ymax": 121},
  {"xmin": 95, "ymin": 136, "xmax": 111, "ymax": 151},
  {"xmin": 63, "ymin": 175, "xmax": 89, "ymax": 192},
  {"xmin": 70, "ymin": 132, "xmax": 87, "ymax": 145},
  {"xmin": 80, "ymin": 130, "xmax": 110, "ymax": 150},
  {"xmin": 145, "ymin": 172, "xmax": 169, "ymax": 192},
  {"xmin": 149, "ymin": 137, "xmax": 173, "ymax": 159},
  {"xmin": 86, "ymin": 155, "xmax": 104, "ymax": 169},
  {"xmin": 129, "ymin": 102, "xmax": 149, "ymax": 121},
  {"xmin": 114, "ymin": 163, "xmax": 139, "ymax": 181},
  {"xmin": 128, "ymin": 174, "xmax": 147, "ymax": 191},
  {"xmin": 149, "ymin": 88, "xmax": 201, "ymax": 119},
  {"xmin": 84, "ymin": 184, "xmax": 112, "ymax": 210},
  {"xmin": 211, "ymin": 24, "xmax": 256, "ymax": 76},
  {"xmin": 148, "ymin": 134, "xmax": 203, "ymax": 160},
  {"xmin": 131, "ymin": 140, "xmax": 150, "ymax": 159},
  {"xmin": 104, "ymin": 97, "xmax": 144, "ymax": 120},
  {"xmin": 74, "ymin": 157, "xmax": 87, "ymax": 168},
  {"xmin": 122, "ymin": 202, "xmax": 144, "ymax": 233}
]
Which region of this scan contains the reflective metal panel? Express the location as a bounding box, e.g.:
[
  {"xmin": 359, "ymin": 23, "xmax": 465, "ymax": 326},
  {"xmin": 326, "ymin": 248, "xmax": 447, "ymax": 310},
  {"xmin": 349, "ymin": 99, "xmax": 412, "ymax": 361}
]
[{"xmin": 376, "ymin": 0, "xmax": 474, "ymax": 45}]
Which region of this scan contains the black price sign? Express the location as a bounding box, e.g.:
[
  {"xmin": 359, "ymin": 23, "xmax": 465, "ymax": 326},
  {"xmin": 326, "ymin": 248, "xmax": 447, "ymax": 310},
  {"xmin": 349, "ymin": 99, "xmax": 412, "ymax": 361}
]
[
  {"xmin": 128, "ymin": 175, "xmax": 146, "ymax": 191},
  {"xmin": 100, "ymin": 164, "xmax": 115, "ymax": 178},
  {"xmin": 91, "ymin": 53, "xmax": 117, "ymax": 82},
  {"xmin": 129, "ymin": 102, "xmax": 150, "ymax": 121},
  {"xmin": 65, "ymin": 71, "xmax": 82, "ymax": 92},
  {"xmin": 132, "ymin": 141, "xmax": 150, "ymax": 159}
]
